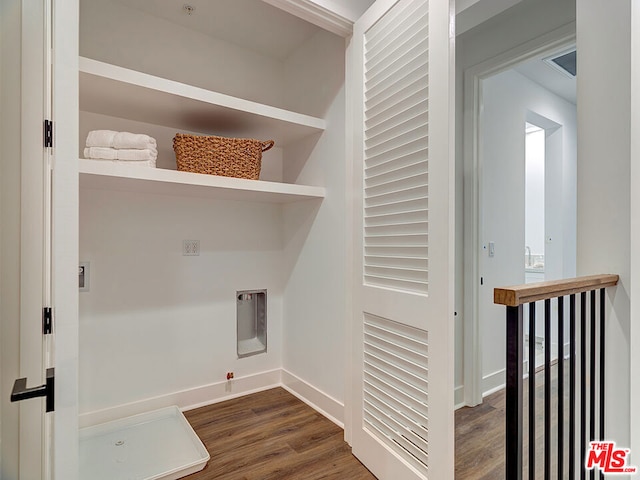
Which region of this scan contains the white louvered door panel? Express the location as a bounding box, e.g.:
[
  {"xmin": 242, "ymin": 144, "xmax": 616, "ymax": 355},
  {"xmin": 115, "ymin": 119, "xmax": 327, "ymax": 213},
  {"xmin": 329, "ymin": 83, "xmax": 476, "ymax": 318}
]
[
  {"xmin": 363, "ymin": 314, "xmax": 430, "ymax": 475},
  {"xmin": 363, "ymin": 0, "xmax": 429, "ymax": 295},
  {"xmin": 350, "ymin": 0, "xmax": 454, "ymax": 479}
]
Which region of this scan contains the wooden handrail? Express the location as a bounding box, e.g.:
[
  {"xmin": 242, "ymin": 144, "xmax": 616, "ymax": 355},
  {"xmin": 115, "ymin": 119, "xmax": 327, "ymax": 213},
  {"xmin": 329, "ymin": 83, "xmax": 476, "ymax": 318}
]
[{"xmin": 494, "ymin": 274, "xmax": 619, "ymax": 307}]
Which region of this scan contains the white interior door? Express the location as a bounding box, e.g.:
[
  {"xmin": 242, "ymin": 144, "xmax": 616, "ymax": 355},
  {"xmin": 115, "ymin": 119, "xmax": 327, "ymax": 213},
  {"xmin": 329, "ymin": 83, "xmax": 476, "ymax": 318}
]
[
  {"xmin": 5, "ymin": 0, "xmax": 54, "ymax": 477},
  {"xmin": 350, "ymin": 0, "xmax": 454, "ymax": 478}
]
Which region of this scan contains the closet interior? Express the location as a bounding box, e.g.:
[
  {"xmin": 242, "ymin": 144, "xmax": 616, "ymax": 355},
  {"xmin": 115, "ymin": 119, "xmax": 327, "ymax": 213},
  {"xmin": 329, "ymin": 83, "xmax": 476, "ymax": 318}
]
[{"xmin": 77, "ymin": 0, "xmax": 349, "ymax": 477}]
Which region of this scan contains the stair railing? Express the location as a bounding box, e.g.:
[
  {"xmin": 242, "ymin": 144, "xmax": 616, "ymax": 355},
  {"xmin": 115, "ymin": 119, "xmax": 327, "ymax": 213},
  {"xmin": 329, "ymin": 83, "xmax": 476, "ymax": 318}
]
[{"xmin": 494, "ymin": 274, "xmax": 619, "ymax": 480}]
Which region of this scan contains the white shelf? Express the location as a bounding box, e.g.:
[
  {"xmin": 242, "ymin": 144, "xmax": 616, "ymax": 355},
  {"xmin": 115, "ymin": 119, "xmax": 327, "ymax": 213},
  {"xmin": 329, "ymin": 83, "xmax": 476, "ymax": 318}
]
[
  {"xmin": 79, "ymin": 57, "xmax": 326, "ymax": 146},
  {"xmin": 79, "ymin": 159, "xmax": 325, "ymax": 204}
]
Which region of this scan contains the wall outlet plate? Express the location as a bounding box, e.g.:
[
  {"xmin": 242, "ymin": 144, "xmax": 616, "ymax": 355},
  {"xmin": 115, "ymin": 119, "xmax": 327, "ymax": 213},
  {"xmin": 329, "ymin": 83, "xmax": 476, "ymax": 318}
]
[
  {"xmin": 79, "ymin": 262, "xmax": 90, "ymax": 292},
  {"xmin": 183, "ymin": 239, "xmax": 200, "ymax": 256}
]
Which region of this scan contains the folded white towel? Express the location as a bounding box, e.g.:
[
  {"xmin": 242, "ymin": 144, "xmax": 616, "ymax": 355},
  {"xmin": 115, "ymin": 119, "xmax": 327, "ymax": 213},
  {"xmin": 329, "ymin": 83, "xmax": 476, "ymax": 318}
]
[
  {"xmin": 113, "ymin": 132, "xmax": 157, "ymax": 150},
  {"xmin": 84, "ymin": 147, "xmax": 158, "ymax": 162},
  {"xmin": 86, "ymin": 130, "xmax": 157, "ymax": 150},
  {"xmin": 86, "ymin": 130, "xmax": 117, "ymax": 147}
]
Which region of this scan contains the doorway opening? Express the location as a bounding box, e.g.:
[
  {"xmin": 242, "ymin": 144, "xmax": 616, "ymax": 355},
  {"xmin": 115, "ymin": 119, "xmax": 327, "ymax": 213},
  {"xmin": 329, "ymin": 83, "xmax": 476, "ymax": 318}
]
[
  {"xmin": 456, "ymin": 36, "xmax": 577, "ymax": 478},
  {"xmin": 525, "ymin": 122, "xmax": 545, "ymax": 281},
  {"xmin": 525, "ymin": 122, "xmax": 547, "ymax": 369},
  {"xmin": 462, "ymin": 35, "xmax": 577, "ymax": 408},
  {"xmin": 477, "ymin": 66, "xmax": 576, "ymax": 399}
]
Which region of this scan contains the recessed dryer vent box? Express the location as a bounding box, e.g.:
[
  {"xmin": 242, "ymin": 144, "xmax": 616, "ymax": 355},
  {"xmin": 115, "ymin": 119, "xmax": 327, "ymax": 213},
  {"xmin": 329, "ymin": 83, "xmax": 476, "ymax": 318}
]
[{"xmin": 237, "ymin": 289, "xmax": 267, "ymax": 358}]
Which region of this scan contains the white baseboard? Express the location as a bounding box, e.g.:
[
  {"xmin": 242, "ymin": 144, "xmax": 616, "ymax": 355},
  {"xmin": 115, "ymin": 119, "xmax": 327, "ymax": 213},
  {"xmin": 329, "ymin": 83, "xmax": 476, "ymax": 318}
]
[
  {"xmin": 281, "ymin": 369, "xmax": 344, "ymax": 428},
  {"xmin": 454, "ymin": 385, "xmax": 465, "ymax": 409},
  {"xmin": 482, "ymin": 369, "xmax": 506, "ymax": 397},
  {"xmin": 79, "ymin": 369, "xmax": 281, "ymax": 428},
  {"xmin": 477, "ymin": 342, "xmax": 572, "ymax": 401},
  {"xmin": 79, "ymin": 368, "xmax": 346, "ymax": 430}
]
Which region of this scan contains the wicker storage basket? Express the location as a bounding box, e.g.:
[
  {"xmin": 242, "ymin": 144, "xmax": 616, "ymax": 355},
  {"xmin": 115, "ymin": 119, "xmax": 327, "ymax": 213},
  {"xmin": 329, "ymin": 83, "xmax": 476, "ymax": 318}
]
[{"xmin": 173, "ymin": 133, "xmax": 275, "ymax": 180}]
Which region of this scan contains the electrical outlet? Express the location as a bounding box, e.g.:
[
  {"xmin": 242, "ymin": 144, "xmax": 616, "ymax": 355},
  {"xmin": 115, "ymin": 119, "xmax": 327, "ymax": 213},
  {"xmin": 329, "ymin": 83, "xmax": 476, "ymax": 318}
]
[
  {"xmin": 183, "ymin": 239, "xmax": 200, "ymax": 256},
  {"xmin": 79, "ymin": 262, "xmax": 90, "ymax": 292}
]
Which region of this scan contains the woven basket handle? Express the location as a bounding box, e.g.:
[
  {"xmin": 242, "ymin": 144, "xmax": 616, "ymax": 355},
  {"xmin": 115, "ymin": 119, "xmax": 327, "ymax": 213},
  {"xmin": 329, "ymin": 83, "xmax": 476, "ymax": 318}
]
[{"xmin": 261, "ymin": 140, "xmax": 275, "ymax": 152}]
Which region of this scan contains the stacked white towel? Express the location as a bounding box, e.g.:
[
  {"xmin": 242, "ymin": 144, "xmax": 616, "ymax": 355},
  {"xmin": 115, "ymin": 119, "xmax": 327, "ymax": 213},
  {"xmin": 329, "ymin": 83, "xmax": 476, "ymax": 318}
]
[{"xmin": 84, "ymin": 130, "xmax": 158, "ymax": 166}]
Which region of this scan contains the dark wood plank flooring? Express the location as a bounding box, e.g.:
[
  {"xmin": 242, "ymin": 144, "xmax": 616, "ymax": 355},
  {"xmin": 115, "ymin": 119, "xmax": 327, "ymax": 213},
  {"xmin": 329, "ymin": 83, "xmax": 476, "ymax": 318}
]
[
  {"xmin": 183, "ymin": 374, "xmax": 563, "ymax": 480},
  {"xmin": 184, "ymin": 388, "xmax": 376, "ymax": 480},
  {"xmin": 455, "ymin": 361, "xmax": 570, "ymax": 479},
  {"xmin": 455, "ymin": 385, "xmax": 506, "ymax": 479}
]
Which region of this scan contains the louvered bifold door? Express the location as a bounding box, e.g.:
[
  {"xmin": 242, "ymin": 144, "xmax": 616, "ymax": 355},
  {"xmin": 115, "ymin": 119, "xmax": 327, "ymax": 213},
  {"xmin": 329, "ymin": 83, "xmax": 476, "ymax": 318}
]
[{"xmin": 350, "ymin": 0, "xmax": 454, "ymax": 479}]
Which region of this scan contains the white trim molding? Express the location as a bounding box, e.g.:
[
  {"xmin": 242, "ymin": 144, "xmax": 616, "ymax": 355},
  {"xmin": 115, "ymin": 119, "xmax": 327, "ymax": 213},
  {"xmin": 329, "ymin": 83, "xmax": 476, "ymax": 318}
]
[
  {"xmin": 259, "ymin": 0, "xmax": 353, "ymax": 37},
  {"xmin": 631, "ymin": 0, "xmax": 640, "ymax": 462},
  {"xmin": 454, "ymin": 385, "xmax": 465, "ymax": 409},
  {"xmin": 281, "ymin": 369, "xmax": 344, "ymax": 427},
  {"xmin": 482, "ymin": 369, "xmax": 506, "ymax": 397},
  {"xmin": 79, "ymin": 369, "xmax": 281, "ymax": 428},
  {"xmin": 78, "ymin": 368, "xmax": 346, "ymax": 431}
]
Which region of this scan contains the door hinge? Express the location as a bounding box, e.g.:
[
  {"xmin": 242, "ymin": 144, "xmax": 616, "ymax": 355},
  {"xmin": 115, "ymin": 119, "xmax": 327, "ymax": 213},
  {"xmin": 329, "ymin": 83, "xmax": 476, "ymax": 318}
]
[
  {"xmin": 44, "ymin": 120, "xmax": 53, "ymax": 148},
  {"xmin": 43, "ymin": 307, "xmax": 53, "ymax": 335}
]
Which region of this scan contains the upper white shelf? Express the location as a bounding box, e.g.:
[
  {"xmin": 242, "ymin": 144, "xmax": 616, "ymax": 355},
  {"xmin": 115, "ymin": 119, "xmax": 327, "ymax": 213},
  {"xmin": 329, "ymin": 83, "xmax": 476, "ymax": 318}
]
[
  {"xmin": 79, "ymin": 57, "xmax": 326, "ymax": 146},
  {"xmin": 79, "ymin": 159, "xmax": 325, "ymax": 204}
]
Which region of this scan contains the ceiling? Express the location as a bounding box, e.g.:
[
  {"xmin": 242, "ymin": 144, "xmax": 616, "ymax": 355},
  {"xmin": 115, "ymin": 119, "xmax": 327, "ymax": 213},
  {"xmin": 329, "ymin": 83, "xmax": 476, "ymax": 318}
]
[{"xmin": 513, "ymin": 48, "xmax": 577, "ymax": 104}]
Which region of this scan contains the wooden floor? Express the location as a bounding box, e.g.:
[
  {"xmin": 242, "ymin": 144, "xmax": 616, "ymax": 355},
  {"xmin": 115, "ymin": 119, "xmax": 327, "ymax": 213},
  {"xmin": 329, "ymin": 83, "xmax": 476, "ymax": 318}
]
[
  {"xmin": 455, "ymin": 386, "xmax": 506, "ymax": 479},
  {"xmin": 184, "ymin": 388, "xmax": 376, "ymax": 480},
  {"xmin": 455, "ymin": 361, "xmax": 570, "ymax": 480},
  {"xmin": 183, "ymin": 375, "xmax": 562, "ymax": 480}
]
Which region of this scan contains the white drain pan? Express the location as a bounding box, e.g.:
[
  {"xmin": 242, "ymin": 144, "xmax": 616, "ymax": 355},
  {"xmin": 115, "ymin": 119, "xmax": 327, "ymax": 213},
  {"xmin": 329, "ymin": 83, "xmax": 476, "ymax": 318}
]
[{"xmin": 80, "ymin": 406, "xmax": 209, "ymax": 480}]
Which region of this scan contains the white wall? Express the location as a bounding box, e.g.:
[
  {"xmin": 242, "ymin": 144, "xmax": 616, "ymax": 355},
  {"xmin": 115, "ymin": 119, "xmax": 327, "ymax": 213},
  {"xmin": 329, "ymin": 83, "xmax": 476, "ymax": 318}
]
[
  {"xmin": 80, "ymin": 0, "xmax": 286, "ymax": 109},
  {"xmin": 79, "ymin": 190, "xmax": 285, "ymax": 413},
  {"xmin": 479, "ymin": 69, "xmax": 576, "ymax": 394},
  {"xmin": 455, "ymin": 0, "xmax": 575, "ymax": 405},
  {"xmin": 283, "ymin": 29, "xmax": 346, "ymax": 118},
  {"xmin": 281, "ymin": 33, "xmax": 347, "ymax": 408},
  {"xmin": 577, "ymin": 0, "xmax": 631, "ymax": 451}
]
